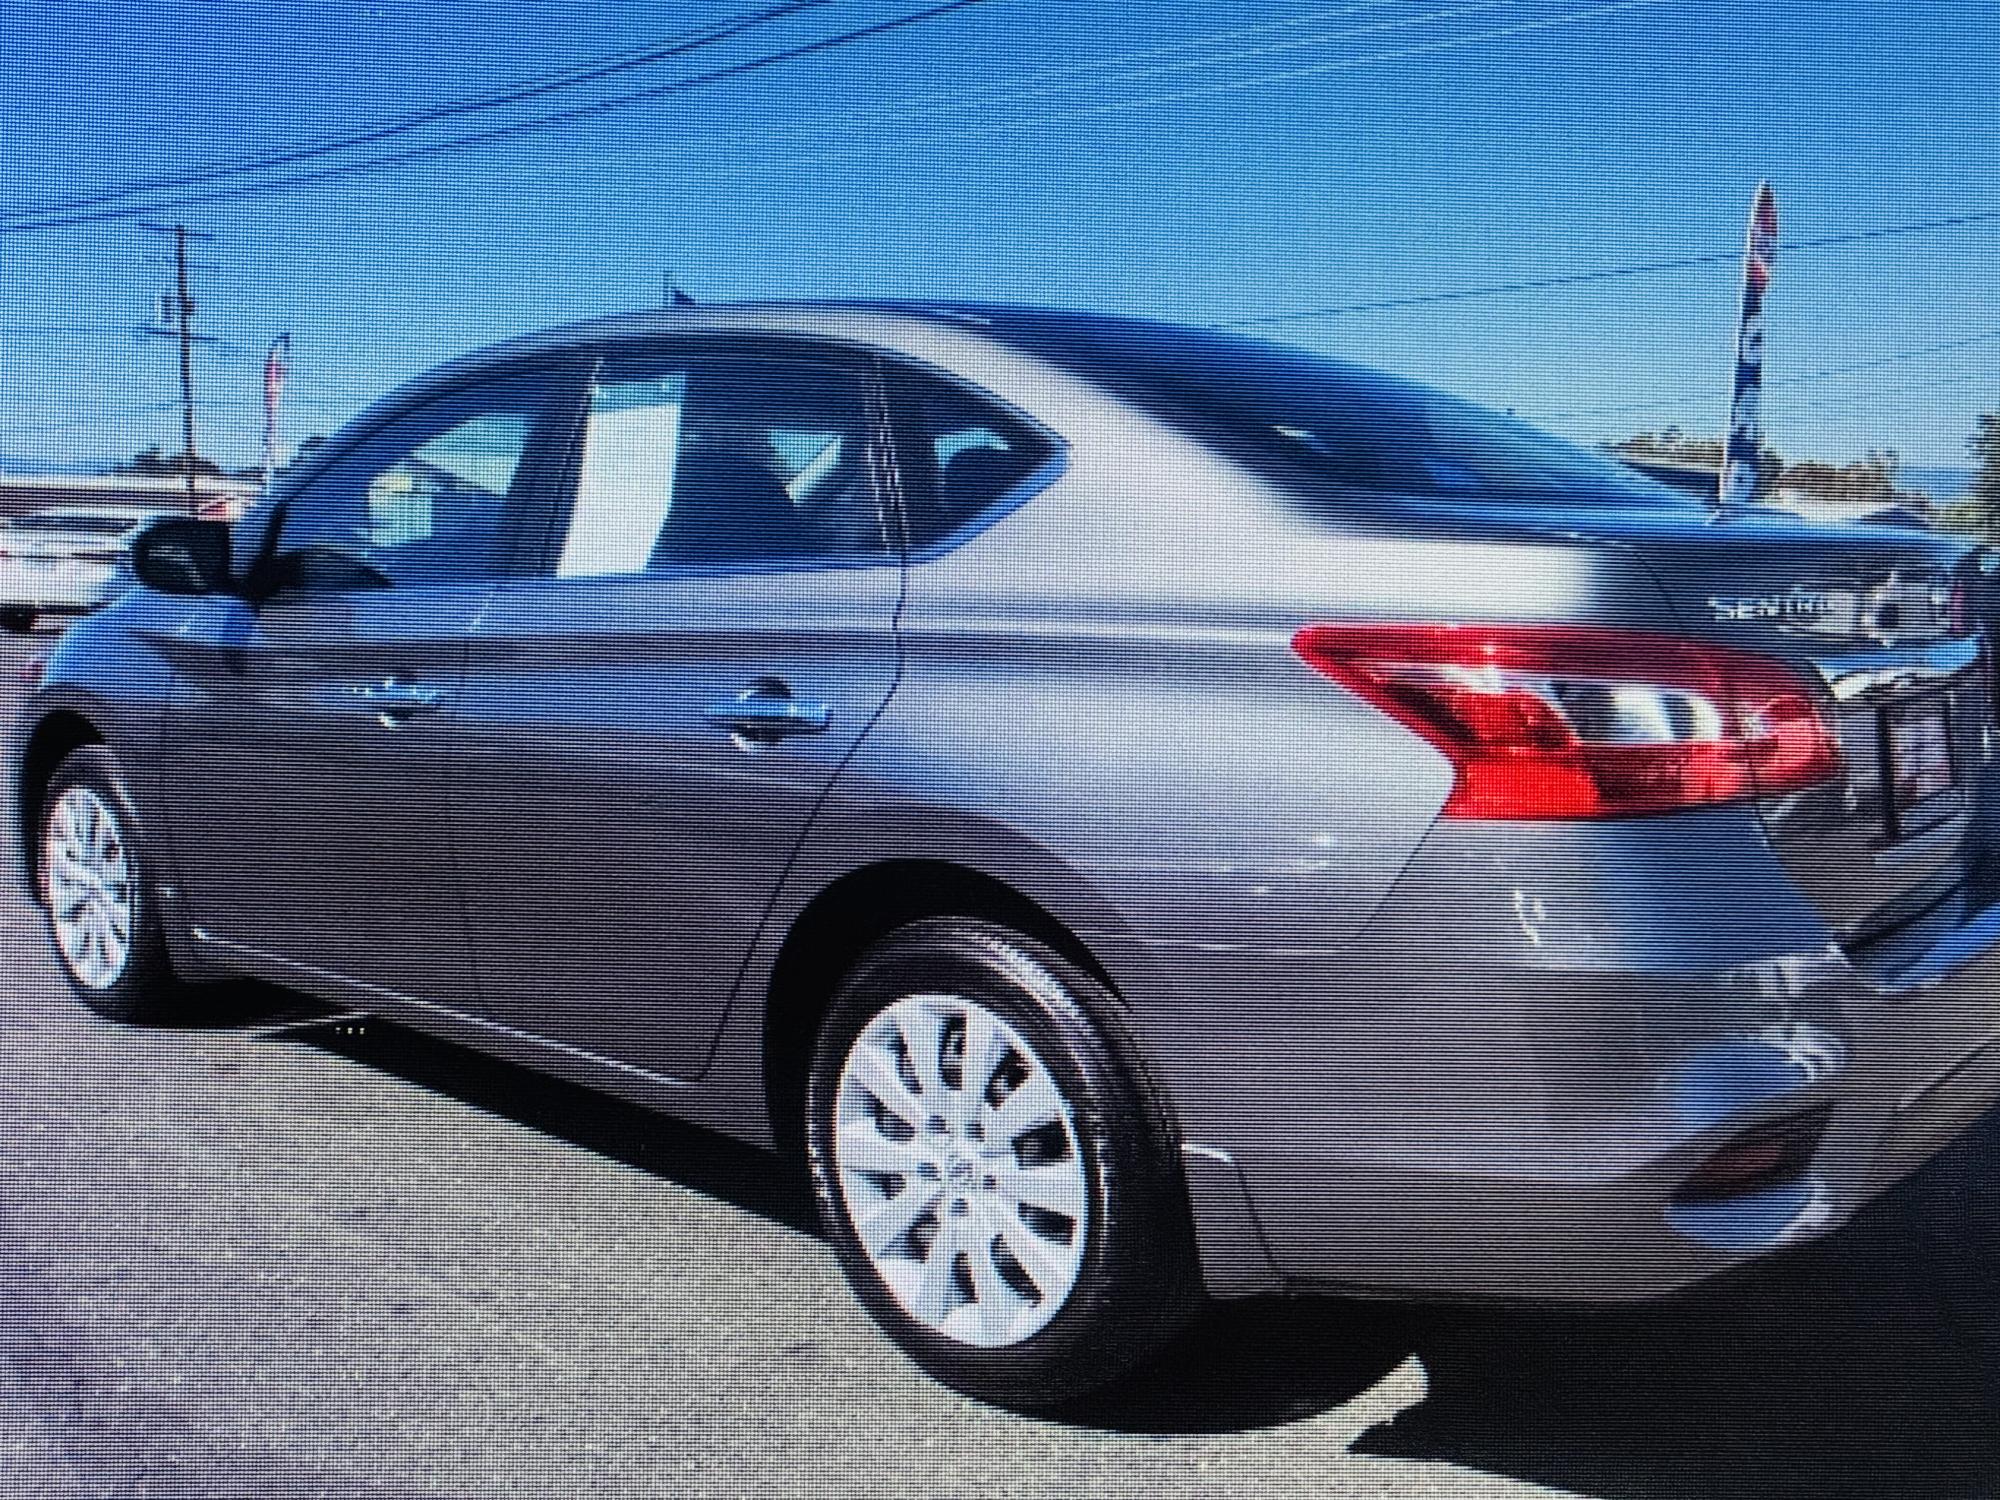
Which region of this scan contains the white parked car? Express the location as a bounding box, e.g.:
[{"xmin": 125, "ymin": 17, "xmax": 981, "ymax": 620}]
[{"xmin": 0, "ymin": 506, "xmax": 164, "ymax": 633}]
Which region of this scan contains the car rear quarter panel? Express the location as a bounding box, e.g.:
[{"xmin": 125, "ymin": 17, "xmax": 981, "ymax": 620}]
[{"xmin": 741, "ymin": 396, "xmax": 1700, "ymax": 1140}]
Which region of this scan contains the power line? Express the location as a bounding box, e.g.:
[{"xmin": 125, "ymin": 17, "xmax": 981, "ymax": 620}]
[
  {"xmin": 0, "ymin": 323, "xmax": 154, "ymax": 337},
  {"xmin": 0, "ymin": 390, "xmax": 356, "ymax": 434},
  {"xmin": 521, "ymin": 0, "xmax": 1680, "ymax": 210},
  {"xmin": 6, "ymin": 0, "xmax": 1512, "ymax": 245},
  {"xmin": 1793, "ymin": 391, "xmax": 2000, "ymax": 428},
  {"xmin": 1543, "ymin": 326, "xmax": 2000, "ymax": 419},
  {"xmin": 638, "ymin": 0, "xmax": 1428, "ymax": 150},
  {"xmin": 838, "ymin": 0, "xmax": 1524, "ymax": 131},
  {"xmin": 0, "ymin": 0, "xmax": 840, "ymax": 226},
  {"xmin": 0, "ymin": 403, "xmax": 181, "ymax": 441},
  {"xmin": 1209, "ymin": 205, "xmax": 2000, "ymax": 330},
  {"xmin": 4, "ymin": 0, "xmax": 1667, "ymax": 237},
  {"xmin": 1763, "ymin": 366, "xmax": 2000, "ymax": 419},
  {"xmin": 0, "ymin": 0, "xmax": 1007, "ymax": 234},
  {"xmin": 866, "ymin": 0, "xmax": 1424, "ymax": 111},
  {"xmin": 80, "ymin": 0, "xmax": 1459, "ymax": 235},
  {"xmin": 1565, "ymin": 370, "xmax": 2000, "ymax": 435}
]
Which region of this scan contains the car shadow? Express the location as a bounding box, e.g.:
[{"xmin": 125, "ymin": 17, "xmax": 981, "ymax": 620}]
[
  {"xmin": 152, "ymin": 977, "xmax": 337, "ymax": 1031},
  {"xmin": 1088, "ymin": 1110, "xmax": 2000, "ymax": 1497},
  {"xmin": 244, "ymin": 999, "xmax": 2000, "ymax": 1495},
  {"xmin": 1072, "ymin": 1295, "xmax": 1431, "ymax": 1435},
  {"xmin": 284, "ymin": 1010, "xmax": 822, "ymax": 1238},
  {"xmin": 1354, "ymin": 1115, "xmax": 2000, "ymax": 1500}
]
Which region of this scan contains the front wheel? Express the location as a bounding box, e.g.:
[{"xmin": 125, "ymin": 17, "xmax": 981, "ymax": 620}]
[
  {"xmin": 805, "ymin": 918, "xmax": 1198, "ymax": 1411},
  {"xmin": 37, "ymin": 746, "xmax": 187, "ymax": 1022}
]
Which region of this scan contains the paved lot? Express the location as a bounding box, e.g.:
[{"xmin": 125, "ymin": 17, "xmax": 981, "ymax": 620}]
[{"xmin": 3, "ymin": 625, "xmax": 1999, "ymax": 1498}]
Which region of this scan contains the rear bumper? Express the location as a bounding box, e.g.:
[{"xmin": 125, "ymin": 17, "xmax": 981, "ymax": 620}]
[
  {"xmin": 1231, "ymin": 970, "xmax": 2000, "ymax": 1303},
  {"xmin": 1132, "ymin": 813, "xmax": 2000, "ymax": 1302}
]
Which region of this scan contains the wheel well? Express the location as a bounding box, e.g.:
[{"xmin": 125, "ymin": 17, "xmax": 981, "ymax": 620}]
[
  {"xmin": 16, "ymin": 711, "xmax": 103, "ymax": 883},
  {"xmin": 761, "ymin": 860, "xmax": 1117, "ymax": 1160}
]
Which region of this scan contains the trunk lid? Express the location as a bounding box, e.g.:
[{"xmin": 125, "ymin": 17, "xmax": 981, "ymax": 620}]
[{"xmin": 1497, "ymin": 502, "xmax": 1989, "ymax": 942}]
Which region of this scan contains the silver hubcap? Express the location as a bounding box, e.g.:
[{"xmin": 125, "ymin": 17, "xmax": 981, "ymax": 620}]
[
  {"xmin": 833, "ymin": 993, "xmax": 1090, "ymax": 1348},
  {"xmin": 43, "ymin": 787, "xmax": 134, "ymax": 991}
]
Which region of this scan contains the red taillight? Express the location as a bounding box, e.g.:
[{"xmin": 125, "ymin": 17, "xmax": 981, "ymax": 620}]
[{"xmin": 1291, "ymin": 622, "xmax": 1843, "ymax": 820}]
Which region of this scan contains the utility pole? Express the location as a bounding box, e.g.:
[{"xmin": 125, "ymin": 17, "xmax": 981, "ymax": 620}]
[{"xmin": 139, "ymin": 223, "xmax": 216, "ymax": 514}]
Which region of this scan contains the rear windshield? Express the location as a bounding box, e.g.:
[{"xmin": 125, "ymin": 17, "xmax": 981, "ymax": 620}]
[
  {"xmin": 6, "ymin": 511, "xmax": 144, "ymax": 535},
  {"xmin": 1002, "ymin": 313, "xmax": 1694, "ymax": 509}
]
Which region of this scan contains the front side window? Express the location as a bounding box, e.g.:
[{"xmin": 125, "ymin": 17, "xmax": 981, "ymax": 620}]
[
  {"xmin": 551, "ymin": 353, "xmax": 886, "ymax": 579},
  {"xmin": 272, "ymin": 372, "xmax": 558, "ymax": 591},
  {"xmin": 886, "ymin": 369, "xmax": 1054, "ymax": 548}
]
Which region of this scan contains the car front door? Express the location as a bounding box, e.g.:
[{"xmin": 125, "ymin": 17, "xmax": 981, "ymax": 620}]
[
  {"xmin": 450, "ymin": 344, "xmax": 904, "ymax": 1076},
  {"xmin": 156, "ymin": 364, "xmax": 581, "ymax": 1007}
]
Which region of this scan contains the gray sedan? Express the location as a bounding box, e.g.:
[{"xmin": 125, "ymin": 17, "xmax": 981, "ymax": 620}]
[{"xmin": 13, "ymin": 302, "xmax": 2000, "ymax": 1410}]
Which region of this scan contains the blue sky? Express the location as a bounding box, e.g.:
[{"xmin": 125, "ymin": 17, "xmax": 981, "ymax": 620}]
[{"xmin": 4, "ymin": 0, "xmax": 1997, "ymax": 474}]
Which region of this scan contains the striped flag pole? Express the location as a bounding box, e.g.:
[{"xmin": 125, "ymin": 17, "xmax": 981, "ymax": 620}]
[
  {"xmin": 261, "ymin": 332, "xmax": 292, "ymax": 495},
  {"xmin": 1719, "ymin": 182, "xmax": 1778, "ymax": 507}
]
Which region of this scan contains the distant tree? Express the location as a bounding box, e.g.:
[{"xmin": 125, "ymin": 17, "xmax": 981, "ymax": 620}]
[
  {"xmin": 1608, "ymin": 429, "xmax": 1784, "ymax": 495},
  {"xmin": 1610, "ymin": 427, "xmax": 1723, "ymax": 463},
  {"xmin": 1779, "ymin": 449, "xmax": 1908, "ymax": 507},
  {"xmin": 111, "ymin": 445, "xmax": 226, "ymax": 479}
]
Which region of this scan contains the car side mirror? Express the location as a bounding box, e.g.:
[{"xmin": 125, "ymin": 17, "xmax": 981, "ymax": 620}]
[{"xmin": 131, "ymin": 516, "xmax": 234, "ymax": 596}]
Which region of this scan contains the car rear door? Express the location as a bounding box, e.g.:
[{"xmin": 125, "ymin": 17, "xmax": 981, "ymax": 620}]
[
  {"xmin": 450, "ymin": 341, "xmax": 904, "ymax": 1076},
  {"xmin": 156, "ymin": 363, "xmax": 583, "ymax": 1008}
]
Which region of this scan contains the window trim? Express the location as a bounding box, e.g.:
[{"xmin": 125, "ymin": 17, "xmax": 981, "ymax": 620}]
[
  {"xmin": 520, "ymin": 335, "xmax": 904, "ymax": 586},
  {"xmin": 246, "ymin": 356, "xmax": 593, "ymax": 597},
  {"xmin": 877, "ymin": 355, "xmax": 1070, "ymax": 562}
]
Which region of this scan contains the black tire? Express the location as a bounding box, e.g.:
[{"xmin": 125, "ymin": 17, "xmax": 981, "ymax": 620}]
[
  {"xmin": 1, "ymin": 608, "xmax": 34, "ymax": 634},
  {"xmin": 805, "ymin": 917, "xmax": 1200, "ymax": 1411},
  {"xmin": 35, "ymin": 745, "xmax": 187, "ymax": 1023}
]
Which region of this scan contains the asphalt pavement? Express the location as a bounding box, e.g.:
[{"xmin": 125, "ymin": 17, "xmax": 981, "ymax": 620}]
[{"xmin": 3, "ymin": 625, "xmax": 1999, "ymax": 1499}]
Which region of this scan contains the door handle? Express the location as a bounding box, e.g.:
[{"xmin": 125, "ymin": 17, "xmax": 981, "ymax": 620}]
[
  {"xmin": 703, "ymin": 681, "xmax": 832, "ymax": 741},
  {"xmin": 353, "ymin": 679, "xmax": 449, "ymax": 723}
]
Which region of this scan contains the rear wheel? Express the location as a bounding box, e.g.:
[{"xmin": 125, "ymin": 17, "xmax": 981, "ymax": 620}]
[
  {"xmin": 37, "ymin": 746, "xmax": 186, "ymax": 1022},
  {"xmin": 805, "ymin": 918, "xmax": 1198, "ymax": 1411},
  {"xmin": 1, "ymin": 608, "xmax": 34, "ymax": 633}
]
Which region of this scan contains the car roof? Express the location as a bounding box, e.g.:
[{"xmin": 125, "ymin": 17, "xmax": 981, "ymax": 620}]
[
  {"xmin": 452, "ymin": 299, "xmax": 1190, "ymax": 374},
  {"xmin": 322, "ymin": 300, "xmax": 1196, "ymax": 452},
  {"xmin": 286, "ymin": 300, "xmax": 1135, "ymax": 472}
]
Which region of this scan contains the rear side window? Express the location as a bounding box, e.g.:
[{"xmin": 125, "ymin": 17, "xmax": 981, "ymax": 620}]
[
  {"xmin": 885, "ymin": 369, "xmax": 1054, "ymax": 549},
  {"xmin": 551, "ymin": 354, "xmax": 888, "ymax": 578},
  {"xmin": 1002, "ymin": 312, "xmax": 1694, "ymax": 509}
]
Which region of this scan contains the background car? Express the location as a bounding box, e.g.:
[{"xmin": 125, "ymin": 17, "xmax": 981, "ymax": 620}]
[
  {"xmin": 13, "ymin": 303, "xmax": 2000, "ymax": 1412},
  {"xmin": 0, "ymin": 504, "xmax": 165, "ymax": 632}
]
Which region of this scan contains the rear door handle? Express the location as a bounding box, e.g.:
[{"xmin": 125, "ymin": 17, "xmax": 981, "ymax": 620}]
[{"xmin": 703, "ymin": 681, "xmax": 832, "ymax": 741}]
